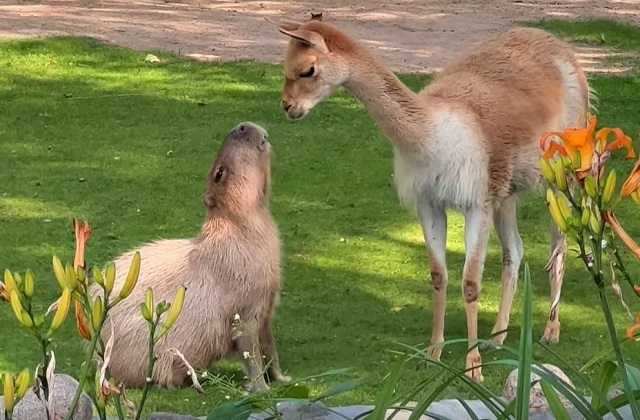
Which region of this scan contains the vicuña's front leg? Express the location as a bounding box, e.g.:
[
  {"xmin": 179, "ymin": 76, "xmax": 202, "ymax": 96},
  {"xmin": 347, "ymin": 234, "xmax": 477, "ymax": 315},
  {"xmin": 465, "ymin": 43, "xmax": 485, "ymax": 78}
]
[
  {"xmin": 462, "ymin": 204, "xmax": 492, "ymax": 382},
  {"xmin": 542, "ymin": 219, "xmax": 566, "ymax": 345},
  {"xmin": 417, "ymin": 200, "xmax": 448, "ymax": 361}
]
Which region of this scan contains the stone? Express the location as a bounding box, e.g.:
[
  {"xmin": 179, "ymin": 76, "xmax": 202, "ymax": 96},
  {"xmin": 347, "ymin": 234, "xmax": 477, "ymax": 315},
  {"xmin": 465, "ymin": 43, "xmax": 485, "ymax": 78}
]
[
  {"xmin": 149, "ymin": 413, "xmax": 201, "ymax": 420},
  {"xmin": 502, "ymin": 363, "xmax": 574, "ymax": 413},
  {"xmin": 0, "ymin": 373, "xmax": 93, "ymax": 420},
  {"xmin": 249, "ymin": 399, "xmax": 503, "ymax": 419}
]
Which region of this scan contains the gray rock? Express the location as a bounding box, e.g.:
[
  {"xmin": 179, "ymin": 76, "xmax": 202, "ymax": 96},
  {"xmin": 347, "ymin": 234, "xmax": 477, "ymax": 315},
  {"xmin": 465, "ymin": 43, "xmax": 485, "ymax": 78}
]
[
  {"xmin": 149, "ymin": 413, "xmax": 201, "ymax": 420},
  {"xmin": 249, "ymin": 399, "xmax": 503, "ymax": 420},
  {"xmin": 0, "ymin": 373, "xmax": 92, "ymax": 420},
  {"xmin": 502, "ymin": 363, "xmax": 574, "ymax": 413}
]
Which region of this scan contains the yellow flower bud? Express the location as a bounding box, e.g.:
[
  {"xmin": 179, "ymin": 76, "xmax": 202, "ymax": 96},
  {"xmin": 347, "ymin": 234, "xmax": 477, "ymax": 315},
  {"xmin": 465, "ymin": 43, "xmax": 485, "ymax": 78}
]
[{"xmin": 118, "ymin": 251, "xmax": 141, "ymax": 301}]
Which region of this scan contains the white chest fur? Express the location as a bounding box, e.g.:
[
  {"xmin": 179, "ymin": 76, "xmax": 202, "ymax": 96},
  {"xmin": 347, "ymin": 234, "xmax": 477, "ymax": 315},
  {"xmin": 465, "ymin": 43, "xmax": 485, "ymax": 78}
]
[{"xmin": 392, "ymin": 107, "xmax": 489, "ymax": 211}]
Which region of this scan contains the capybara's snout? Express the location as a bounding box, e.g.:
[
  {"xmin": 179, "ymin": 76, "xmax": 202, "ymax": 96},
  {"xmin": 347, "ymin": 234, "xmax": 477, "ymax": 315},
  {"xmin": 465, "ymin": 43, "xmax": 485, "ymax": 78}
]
[{"xmin": 227, "ymin": 121, "xmax": 269, "ymax": 149}]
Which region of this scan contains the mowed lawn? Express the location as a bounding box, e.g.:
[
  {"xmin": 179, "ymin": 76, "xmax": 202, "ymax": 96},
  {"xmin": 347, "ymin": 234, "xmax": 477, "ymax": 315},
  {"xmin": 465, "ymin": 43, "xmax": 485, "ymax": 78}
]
[{"xmin": 1, "ymin": 19, "xmax": 639, "ymax": 417}]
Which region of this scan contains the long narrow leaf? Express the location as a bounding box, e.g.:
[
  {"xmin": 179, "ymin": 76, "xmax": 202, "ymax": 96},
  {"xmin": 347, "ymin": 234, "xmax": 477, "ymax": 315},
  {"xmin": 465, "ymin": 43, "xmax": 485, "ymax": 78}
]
[
  {"xmin": 591, "ymin": 361, "xmax": 617, "ymax": 411},
  {"xmin": 484, "ymin": 360, "xmax": 600, "ymax": 419},
  {"xmin": 368, "ymin": 360, "xmax": 407, "ymax": 420},
  {"xmin": 408, "ymin": 373, "xmax": 460, "ymax": 420},
  {"xmin": 515, "ymin": 262, "xmax": 534, "ymax": 420},
  {"xmin": 597, "ymin": 390, "xmax": 640, "ymax": 416},
  {"xmin": 312, "ymin": 378, "xmax": 363, "ymax": 402},
  {"xmin": 535, "ymin": 342, "xmax": 622, "ymax": 419},
  {"xmin": 456, "ymin": 396, "xmax": 481, "ymax": 420},
  {"xmin": 390, "ymin": 342, "xmax": 508, "ymax": 416},
  {"xmin": 540, "ymin": 380, "xmax": 572, "ymax": 420}
]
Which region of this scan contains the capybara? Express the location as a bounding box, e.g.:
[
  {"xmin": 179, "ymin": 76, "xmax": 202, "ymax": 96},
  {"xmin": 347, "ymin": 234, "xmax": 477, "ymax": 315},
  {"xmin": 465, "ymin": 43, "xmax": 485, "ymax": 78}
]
[{"xmin": 91, "ymin": 122, "xmax": 289, "ymax": 392}]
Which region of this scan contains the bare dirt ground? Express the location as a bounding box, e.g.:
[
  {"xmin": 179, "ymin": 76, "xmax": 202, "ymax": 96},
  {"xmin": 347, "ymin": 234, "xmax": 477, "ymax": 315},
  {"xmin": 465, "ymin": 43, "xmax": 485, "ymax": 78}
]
[{"xmin": 0, "ymin": 0, "xmax": 638, "ymax": 73}]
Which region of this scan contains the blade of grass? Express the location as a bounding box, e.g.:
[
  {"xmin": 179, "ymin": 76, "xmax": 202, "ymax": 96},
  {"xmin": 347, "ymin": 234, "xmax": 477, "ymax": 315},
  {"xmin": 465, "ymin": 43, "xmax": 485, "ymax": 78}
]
[
  {"xmin": 540, "ymin": 380, "xmax": 572, "ymax": 420},
  {"xmin": 591, "ymin": 361, "xmax": 617, "ymax": 411},
  {"xmin": 515, "ymin": 262, "xmax": 534, "ymax": 420}
]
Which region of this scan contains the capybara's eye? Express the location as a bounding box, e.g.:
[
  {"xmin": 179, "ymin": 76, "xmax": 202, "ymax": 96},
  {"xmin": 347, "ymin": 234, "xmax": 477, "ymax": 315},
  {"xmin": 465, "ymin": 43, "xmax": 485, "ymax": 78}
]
[
  {"xmin": 299, "ymin": 66, "xmax": 315, "ymax": 78},
  {"xmin": 214, "ymin": 167, "xmax": 225, "ymax": 183}
]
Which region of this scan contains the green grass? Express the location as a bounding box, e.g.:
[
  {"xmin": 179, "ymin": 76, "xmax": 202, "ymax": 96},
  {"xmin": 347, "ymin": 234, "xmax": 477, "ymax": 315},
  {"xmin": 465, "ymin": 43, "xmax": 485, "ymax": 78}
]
[{"xmin": 0, "ymin": 19, "xmax": 640, "ymax": 417}]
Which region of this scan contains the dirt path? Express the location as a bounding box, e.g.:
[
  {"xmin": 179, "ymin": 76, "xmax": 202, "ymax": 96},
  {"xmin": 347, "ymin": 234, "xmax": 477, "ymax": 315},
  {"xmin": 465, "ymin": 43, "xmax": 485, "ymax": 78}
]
[{"xmin": 0, "ymin": 0, "xmax": 638, "ymax": 73}]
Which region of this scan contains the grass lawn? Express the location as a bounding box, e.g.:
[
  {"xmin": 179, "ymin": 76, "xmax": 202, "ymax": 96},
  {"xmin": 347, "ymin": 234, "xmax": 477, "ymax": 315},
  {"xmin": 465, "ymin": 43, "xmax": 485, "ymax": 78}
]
[{"xmin": 1, "ymin": 18, "xmax": 639, "ymax": 417}]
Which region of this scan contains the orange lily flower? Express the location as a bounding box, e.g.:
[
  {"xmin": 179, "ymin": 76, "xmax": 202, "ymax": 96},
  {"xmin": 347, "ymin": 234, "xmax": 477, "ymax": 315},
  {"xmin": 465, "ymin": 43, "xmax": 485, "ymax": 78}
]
[
  {"xmin": 0, "ymin": 282, "xmax": 9, "ymax": 301},
  {"xmin": 73, "ymin": 219, "xmax": 91, "ymax": 271},
  {"xmin": 540, "ymin": 114, "xmax": 635, "ymax": 179},
  {"xmin": 72, "ymin": 218, "xmax": 93, "ymax": 341},
  {"xmin": 621, "ymin": 158, "xmax": 640, "ymax": 198},
  {"xmin": 540, "ymin": 114, "xmax": 596, "ymax": 172},
  {"xmin": 628, "ymin": 313, "xmax": 640, "ymax": 341}
]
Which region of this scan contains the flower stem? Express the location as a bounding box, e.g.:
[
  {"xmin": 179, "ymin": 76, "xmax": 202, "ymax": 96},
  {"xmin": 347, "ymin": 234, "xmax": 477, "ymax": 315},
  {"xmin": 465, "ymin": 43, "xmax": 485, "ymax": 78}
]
[
  {"xmin": 134, "ymin": 319, "xmax": 158, "ymax": 420},
  {"xmin": 114, "ymin": 394, "xmax": 126, "ymax": 420},
  {"xmin": 598, "ymin": 286, "xmax": 640, "ymax": 418},
  {"xmin": 63, "ymin": 304, "xmax": 108, "ymax": 420},
  {"xmin": 608, "ymin": 238, "xmax": 639, "ymax": 293}
]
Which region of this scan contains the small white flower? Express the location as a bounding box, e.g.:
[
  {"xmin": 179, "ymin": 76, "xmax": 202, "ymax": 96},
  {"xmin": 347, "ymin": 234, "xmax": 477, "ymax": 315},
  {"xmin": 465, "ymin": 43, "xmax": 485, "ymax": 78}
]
[
  {"xmin": 233, "ymin": 313, "xmax": 241, "ymax": 322},
  {"xmin": 201, "ymin": 371, "xmax": 208, "ymax": 378},
  {"xmin": 225, "ymin": 395, "xmax": 231, "ymax": 400},
  {"xmin": 243, "ymin": 351, "xmax": 250, "ymax": 359}
]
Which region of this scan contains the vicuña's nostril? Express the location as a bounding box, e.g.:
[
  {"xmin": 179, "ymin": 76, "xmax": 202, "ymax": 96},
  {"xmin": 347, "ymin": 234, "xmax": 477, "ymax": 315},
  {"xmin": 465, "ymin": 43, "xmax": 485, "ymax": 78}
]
[
  {"xmin": 238, "ymin": 124, "xmax": 246, "ymax": 133},
  {"xmin": 282, "ymin": 102, "xmax": 292, "ymax": 112}
]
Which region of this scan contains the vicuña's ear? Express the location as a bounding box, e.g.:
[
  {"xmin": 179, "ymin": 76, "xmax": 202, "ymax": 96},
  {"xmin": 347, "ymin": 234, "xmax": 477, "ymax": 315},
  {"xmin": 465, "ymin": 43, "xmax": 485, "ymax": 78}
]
[
  {"xmin": 264, "ymin": 17, "xmax": 302, "ymax": 31},
  {"xmin": 278, "ymin": 28, "xmax": 328, "ymax": 53}
]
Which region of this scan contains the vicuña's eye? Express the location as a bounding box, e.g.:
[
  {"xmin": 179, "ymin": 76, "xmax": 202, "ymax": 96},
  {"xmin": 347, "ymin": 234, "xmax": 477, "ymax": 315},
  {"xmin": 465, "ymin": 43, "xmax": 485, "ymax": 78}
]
[{"xmin": 299, "ymin": 66, "xmax": 315, "ymax": 78}]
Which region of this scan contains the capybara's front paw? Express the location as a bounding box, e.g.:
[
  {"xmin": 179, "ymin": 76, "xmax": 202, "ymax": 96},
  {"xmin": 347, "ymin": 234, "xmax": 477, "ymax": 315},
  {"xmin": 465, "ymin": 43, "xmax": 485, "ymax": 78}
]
[
  {"xmin": 246, "ymin": 378, "xmax": 270, "ymax": 393},
  {"xmin": 270, "ymin": 371, "xmax": 291, "ymax": 383}
]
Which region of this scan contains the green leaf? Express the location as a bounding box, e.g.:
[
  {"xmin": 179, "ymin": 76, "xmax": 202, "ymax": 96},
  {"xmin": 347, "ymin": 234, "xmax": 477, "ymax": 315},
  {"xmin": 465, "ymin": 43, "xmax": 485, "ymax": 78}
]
[
  {"xmin": 515, "ymin": 262, "xmax": 534, "ymax": 420},
  {"xmin": 623, "ymin": 363, "xmax": 640, "ymax": 390},
  {"xmin": 456, "ymin": 396, "xmax": 480, "ymax": 420},
  {"xmin": 540, "ymin": 380, "xmax": 571, "ymax": 420},
  {"xmin": 206, "ymin": 401, "xmax": 253, "ymax": 420},
  {"xmin": 368, "ymin": 360, "xmax": 407, "ymax": 420},
  {"xmin": 591, "ymin": 361, "xmax": 617, "ymax": 411},
  {"xmin": 279, "ymin": 384, "xmax": 310, "ymax": 400},
  {"xmin": 501, "ymin": 399, "xmax": 516, "ymax": 419},
  {"xmin": 313, "ymin": 378, "xmax": 363, "ymax": 402},
  {"xmin": 597, "ymin": 390, "xmax": 640, "ymax": 416}
]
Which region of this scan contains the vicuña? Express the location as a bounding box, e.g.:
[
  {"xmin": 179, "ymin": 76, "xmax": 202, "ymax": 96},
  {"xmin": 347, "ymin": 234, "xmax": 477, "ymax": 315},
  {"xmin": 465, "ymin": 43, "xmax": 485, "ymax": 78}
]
[{"xmin": 268, "ymin": 18, "xmax": 592, "ymax": 381}]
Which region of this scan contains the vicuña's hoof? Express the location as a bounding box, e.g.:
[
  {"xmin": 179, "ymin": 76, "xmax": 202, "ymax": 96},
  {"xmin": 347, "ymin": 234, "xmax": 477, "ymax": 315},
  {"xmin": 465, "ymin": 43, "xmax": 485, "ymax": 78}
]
[{"xmin": 466, "ymin": 351, "xmax": 484, "ymax": 383}]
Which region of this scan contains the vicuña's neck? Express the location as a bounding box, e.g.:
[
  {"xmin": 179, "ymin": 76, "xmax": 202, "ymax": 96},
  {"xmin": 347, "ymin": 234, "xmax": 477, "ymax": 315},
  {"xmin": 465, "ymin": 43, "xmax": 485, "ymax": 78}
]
[{"xmin": 343, "ymin": 50, "xmax": 428, "ymax": 153}]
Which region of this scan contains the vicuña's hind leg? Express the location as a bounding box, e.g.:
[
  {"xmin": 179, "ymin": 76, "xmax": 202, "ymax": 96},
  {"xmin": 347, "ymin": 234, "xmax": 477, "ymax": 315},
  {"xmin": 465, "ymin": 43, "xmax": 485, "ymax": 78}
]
[
  {"xmin": 482, "ymin": 196, "xmax": 523, "ymax": 348},
  {"xmin": 417, "ymin": 200, "xmax": 448, "ymax": 362},
  {"xmin": 462, "ymin": 203, "xmax": 492, "ymax": 382},
  {"xmin": 542, "ymin": 219, "xmax": 566, "ymax": 344}
]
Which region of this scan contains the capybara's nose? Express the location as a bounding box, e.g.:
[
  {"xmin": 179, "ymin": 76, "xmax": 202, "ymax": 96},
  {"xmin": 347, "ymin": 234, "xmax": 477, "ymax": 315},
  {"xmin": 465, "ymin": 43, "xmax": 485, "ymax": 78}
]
[{"xmin": 232, "ymin": 122, "xmax": 268, "ymax": 141}]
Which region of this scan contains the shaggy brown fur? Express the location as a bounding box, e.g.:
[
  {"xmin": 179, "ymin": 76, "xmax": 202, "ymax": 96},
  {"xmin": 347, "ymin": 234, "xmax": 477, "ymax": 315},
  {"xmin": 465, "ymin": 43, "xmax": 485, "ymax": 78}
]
[{"xmin": 90, "ymin": 122, "xmax": 289, "ymax": 391}]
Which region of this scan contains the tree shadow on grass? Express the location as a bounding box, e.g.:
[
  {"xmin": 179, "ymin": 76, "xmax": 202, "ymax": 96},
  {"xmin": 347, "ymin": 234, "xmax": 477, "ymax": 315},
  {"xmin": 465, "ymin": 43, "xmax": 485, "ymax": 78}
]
[{"xmin": 1, "ymin": 37, "xmax": 639, "ymax": 416}]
